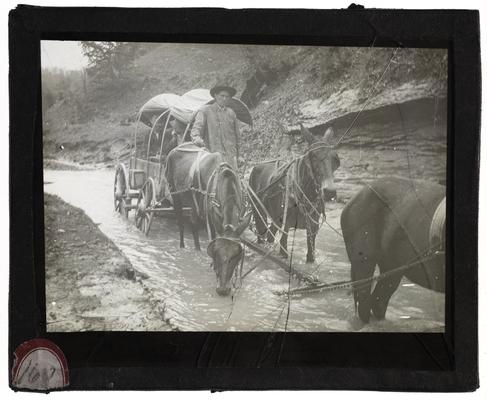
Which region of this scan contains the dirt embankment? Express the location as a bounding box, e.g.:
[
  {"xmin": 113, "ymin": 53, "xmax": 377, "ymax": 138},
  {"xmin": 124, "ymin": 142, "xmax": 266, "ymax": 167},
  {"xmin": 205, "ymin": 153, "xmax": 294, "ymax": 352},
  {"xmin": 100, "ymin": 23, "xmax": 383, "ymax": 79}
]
[
  {"xmin": 44, "ymin": 193, "xmax": 172, "ymax": 331},
  {"xmin": 42, "ymin": 44, "xmax": 447, "ymax": 166}
]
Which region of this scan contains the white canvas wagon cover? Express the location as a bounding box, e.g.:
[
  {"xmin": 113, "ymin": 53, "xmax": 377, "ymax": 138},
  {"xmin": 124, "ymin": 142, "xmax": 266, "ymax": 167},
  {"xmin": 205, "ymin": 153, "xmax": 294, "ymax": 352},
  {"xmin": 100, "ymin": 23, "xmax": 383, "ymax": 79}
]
[{"xmin": 138, "ymin": 88, "xmax": 252, "ymax": 127}]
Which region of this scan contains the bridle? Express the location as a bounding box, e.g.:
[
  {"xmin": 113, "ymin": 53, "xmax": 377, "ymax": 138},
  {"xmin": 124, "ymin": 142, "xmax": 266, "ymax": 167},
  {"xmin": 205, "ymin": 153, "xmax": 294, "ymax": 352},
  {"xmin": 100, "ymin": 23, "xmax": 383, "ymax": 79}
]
[
  {"xmin": 300, "ymin": 141, "xmax": 336, "ymax": 189},
  {"xmin": 207, "ymin": 236, "xmax": 245, "ymax": 289},
  {"xmin": 291, "ymin": 142, "xmax": 336, "ymax": 225},
  {"xmin": 205, "ymin": 165, "xmax": 247, "ymax": 291}
]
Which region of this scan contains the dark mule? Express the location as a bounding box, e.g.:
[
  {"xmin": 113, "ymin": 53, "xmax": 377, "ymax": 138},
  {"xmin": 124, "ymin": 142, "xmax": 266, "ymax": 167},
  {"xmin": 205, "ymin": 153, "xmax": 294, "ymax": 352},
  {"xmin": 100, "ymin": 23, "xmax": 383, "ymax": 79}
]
[
  {"xmin": 165, "ymin": 143, "xmax": 250, "ymax": 295},
  {"xmin": 248, "ymin": 124, "xmax": 340, "ymax": 263},
  {"xmin": 340, "ymin": 177, "xmax": 446, "ymax": 323}
]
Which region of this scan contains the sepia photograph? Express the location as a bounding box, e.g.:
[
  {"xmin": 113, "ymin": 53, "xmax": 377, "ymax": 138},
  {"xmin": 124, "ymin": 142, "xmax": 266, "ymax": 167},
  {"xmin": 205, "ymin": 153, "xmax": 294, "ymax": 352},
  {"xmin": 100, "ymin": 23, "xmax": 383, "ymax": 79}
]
[{"xmin": 42, "ymin": 40, "xmax": 447, "ymax": 333}]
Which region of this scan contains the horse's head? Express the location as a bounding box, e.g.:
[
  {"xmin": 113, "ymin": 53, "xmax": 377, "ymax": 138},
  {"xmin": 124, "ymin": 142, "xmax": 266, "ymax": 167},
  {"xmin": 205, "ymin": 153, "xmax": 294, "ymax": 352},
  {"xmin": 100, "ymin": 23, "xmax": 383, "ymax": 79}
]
[
  {"xmin": 300, "ymin": 123, "xmax": 340, "ymax": 202},
  {"xmin": 207, "ymin": 214, "xmax": 251, "ymax": 296}
]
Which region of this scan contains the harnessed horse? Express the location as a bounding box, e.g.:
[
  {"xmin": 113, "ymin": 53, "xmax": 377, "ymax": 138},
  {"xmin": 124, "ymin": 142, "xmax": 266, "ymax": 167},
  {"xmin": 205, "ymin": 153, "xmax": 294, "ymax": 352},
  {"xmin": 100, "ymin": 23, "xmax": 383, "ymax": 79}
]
[
  {"xmin": 340, "ymin": 177, "xmax": 446, "ymax": 323},
  {"xmin": 248, "ymin": 123, "xmax": 340, "ymax": 263},
  {"xmin": 165, "ymin": 143, "xmax": 250, "ymax": 295}
]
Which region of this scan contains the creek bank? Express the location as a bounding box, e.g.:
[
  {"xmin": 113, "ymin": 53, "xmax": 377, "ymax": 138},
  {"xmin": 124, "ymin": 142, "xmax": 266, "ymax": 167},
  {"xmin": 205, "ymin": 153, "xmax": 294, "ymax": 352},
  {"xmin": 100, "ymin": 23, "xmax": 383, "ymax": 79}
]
[{"xmin": 45, "ymin": 193, "xmax": 173, "ymax": 331}]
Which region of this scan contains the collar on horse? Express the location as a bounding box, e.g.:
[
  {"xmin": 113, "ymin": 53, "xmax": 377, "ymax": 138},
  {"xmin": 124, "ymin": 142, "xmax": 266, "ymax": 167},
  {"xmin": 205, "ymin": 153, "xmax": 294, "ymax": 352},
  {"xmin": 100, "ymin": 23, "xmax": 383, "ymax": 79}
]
[{"xmin": 204, "ymin": 162, "xmax": 245, "ymax": 239}]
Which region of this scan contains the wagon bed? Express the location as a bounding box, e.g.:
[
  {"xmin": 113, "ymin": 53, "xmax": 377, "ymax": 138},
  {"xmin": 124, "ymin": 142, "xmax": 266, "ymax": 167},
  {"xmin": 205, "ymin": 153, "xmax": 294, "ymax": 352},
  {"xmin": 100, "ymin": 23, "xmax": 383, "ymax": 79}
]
[{"xmin": 113, "ymin": 88, "xmax": 252, "ymax": 236}]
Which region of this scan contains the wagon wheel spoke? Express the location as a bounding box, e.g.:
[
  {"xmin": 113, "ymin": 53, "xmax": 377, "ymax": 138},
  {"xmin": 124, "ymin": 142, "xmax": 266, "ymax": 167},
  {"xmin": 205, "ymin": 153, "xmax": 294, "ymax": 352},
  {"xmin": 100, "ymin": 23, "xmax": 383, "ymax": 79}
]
[
  {"xmin": 114, "ymin": 166, "xmax": 129, "ymax": 217},
  {"xmin": 114, "ymin": 176, "xmax": 121, "ymax": 212},
  {"xmin": 135, "ymin": 208, "xmax": 142, "ymax": 228},
  {"xmin": 143, "ymin": 212, "xmax": 154, "ymax": 236},
  {"xmin": 137, "ymin": 209, "xmax": 152, "ymax": 235},
  {"xmin": 135, "ymin": 197, "xmax": 145, "ymax": 229},
  {"xmin": 136, "ymin": 211, "xmax": 147, "ymax": 229},
  {"xmin": 136, "ymin": 179, "xmax": 154, "ymax": 235},
  {"xmin": 135, "ymin": 187, "xmax": 145, "ymax": 225},
  {"xmin": 121, "ymin": 199, "xmax": 129, "ymax": 218},
  {"xmin": 114, "ymin": 193, "xmax": 123, "ymax": 213},
  {"xmin": 143, "ymin": 190, "xmax": 154, "ymax": 236},
  {"xmin": 142, "ymin": 214, "xmax": 148, "ymax": 234}
]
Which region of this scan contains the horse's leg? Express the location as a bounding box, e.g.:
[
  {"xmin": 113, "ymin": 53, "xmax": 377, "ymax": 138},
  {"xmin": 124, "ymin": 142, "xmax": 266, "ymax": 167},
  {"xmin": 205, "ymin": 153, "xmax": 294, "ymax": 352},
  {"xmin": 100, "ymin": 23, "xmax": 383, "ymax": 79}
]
[
  {"xmin": 343, "ymin": 228, "xmax": 377, "ymax": 323},
  {"xmin": 209, "ymin": 223, "xmax": 216, "ymax": 241},
  {"xmin": 351, "ymin": 258, "xmax": 377, "ymax": 323},
  {"xmin": 369, "ymin": 263, "xmax": 403, "ymax": 320},
  {"xmin": 190, "ymin": 210, "xmax": 201, "ymax": 251},
  {"xmin": 252, "ymin": 200, "xmax": 267, "ymax": 244},
  {"xmin": 306, "ymin": 218, "xmax": 318, "ymax": 263},
  {"xmin": 173, "ymin": 195, "xmax": 185, "ymax": 249},
  {"xmin": 279, "ymin": 224, "xmax": 289, "ymax": 259},
  {"xmin": 306, "ymin": 232, "xmax": 316, "ymax": 263}
]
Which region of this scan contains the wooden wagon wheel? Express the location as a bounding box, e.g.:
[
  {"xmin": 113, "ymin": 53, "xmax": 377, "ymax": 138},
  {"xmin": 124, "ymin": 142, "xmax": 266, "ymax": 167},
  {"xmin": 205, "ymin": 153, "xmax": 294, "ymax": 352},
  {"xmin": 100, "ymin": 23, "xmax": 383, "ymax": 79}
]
[
  {"xmin": 114, "ymin": 164, "xmax": 129, "ymax": 218},
  {"xmin": 135, "ymin": 178, "xmax": 156, "ymax": 236}
]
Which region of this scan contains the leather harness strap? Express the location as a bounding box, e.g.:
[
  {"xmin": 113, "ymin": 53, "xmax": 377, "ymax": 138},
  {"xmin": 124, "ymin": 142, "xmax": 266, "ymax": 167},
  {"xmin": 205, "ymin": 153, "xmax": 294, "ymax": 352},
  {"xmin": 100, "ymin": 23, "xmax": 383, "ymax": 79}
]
[
  {"xmin": 188, "ymin": 150, "xmax": 211, "ymax": 216},
  {"xmin": 174, "ymin": 142, "xmax": 208, "ymax": 152},
  {"xmin": 204, "ymin": 162, "xmax": 242, "ymax": 240}
]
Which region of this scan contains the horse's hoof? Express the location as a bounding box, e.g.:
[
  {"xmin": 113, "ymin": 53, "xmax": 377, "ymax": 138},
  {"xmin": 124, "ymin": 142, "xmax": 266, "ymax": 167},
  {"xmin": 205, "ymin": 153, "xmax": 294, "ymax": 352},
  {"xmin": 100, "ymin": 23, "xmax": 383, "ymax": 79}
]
[
  {"xmin": 371, "ymin": 302, "xmax": 387, "ymax": 320},
  {"xmin": 306, "ymin": 256, "xmax": 315, "ymax": 263},
  {"xmin": 358, "ymin": 307, "xmax": 371, "ymax": 323},
  {"xmin": 180, "ymin": 243, "xmax": 185, "ymax": 249},
  {"xmin": 279, "ymin": 251, "xmax": 288, "ymax": 259}
]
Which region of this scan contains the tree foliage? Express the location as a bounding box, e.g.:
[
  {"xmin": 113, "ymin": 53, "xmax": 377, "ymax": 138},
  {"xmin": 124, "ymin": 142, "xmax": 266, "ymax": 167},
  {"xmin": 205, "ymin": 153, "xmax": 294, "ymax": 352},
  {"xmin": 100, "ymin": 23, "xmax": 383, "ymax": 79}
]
[
  {"xmin": 81, "ymin": 41, "xmax": 142, "ymax": 82},
  {"xmin": 41, "ymin": 68, "xmax": 84, "ymax": 110}
]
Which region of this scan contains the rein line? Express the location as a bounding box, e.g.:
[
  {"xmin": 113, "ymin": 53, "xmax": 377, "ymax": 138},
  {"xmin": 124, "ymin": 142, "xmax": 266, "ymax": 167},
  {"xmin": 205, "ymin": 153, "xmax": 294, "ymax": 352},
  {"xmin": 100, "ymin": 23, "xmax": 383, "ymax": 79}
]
[{"xmin": 276, "ymin": 244, "xmax": 444, "ymax": 297}]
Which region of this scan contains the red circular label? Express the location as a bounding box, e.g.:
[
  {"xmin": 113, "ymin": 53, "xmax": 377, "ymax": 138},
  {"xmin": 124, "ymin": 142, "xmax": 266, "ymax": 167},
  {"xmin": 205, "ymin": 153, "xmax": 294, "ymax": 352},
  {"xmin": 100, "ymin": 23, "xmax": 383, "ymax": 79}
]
[{"xmin": 11, "ymin": 339, "xmax": 69, "ymax": 391}]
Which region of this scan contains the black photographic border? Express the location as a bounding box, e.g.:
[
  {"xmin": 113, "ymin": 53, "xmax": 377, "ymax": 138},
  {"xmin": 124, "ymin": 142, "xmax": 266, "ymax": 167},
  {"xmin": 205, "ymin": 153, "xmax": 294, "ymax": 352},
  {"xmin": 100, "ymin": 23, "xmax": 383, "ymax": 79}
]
[{"xmin": 9, "ymin": 5, "xmax": 479, "ymax": 391}]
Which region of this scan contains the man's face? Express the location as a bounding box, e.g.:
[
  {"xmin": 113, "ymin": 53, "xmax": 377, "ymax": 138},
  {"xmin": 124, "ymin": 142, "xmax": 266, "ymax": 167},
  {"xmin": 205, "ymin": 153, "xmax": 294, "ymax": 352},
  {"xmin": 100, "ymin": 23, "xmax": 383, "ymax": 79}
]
[{"xmin": 215, "ymin": 90, "xmax": 231, "ymax": 107}]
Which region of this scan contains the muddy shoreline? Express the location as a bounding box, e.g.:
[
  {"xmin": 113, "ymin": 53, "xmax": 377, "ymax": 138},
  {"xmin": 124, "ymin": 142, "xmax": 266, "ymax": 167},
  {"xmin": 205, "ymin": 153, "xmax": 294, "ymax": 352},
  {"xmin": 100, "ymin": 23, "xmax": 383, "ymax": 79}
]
[{"xmin": 44, "ymin": 193, "xmax": 173, "ymax": 331}]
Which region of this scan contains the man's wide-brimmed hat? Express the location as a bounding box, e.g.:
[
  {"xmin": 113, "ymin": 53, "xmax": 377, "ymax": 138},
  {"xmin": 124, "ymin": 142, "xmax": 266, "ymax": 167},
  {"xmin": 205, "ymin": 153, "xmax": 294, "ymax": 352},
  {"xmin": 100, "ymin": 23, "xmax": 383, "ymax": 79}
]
[{"xmin": 210, "ymin": 85, "xmax": 237, "ymax": 98}]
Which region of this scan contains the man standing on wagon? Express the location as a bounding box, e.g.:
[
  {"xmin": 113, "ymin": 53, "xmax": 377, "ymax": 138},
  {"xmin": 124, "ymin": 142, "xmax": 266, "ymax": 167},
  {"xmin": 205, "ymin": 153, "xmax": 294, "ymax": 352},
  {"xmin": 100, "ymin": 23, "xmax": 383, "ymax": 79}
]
[{"xmin": 190, "ymin": 84, "xmax": 240, "ymax": 169}]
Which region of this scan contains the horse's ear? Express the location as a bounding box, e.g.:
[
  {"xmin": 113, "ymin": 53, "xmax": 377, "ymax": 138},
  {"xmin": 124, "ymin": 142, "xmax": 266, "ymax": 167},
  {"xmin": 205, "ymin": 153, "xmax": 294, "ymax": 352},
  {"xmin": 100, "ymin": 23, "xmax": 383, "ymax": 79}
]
[
  {"xmin": 299, "ymin": 123, "xmax": 317, "ymax": 145},
  {"xmin": 323, "ymin": 126, "xmax": 335, "ymax": 144},
  {"xmin": 235, "ymin": 213, "xmax": 251, "ymax": 237}
]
